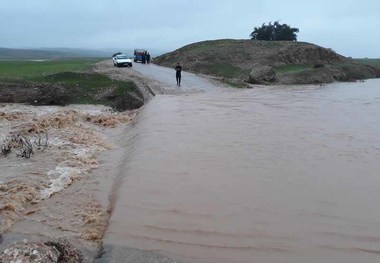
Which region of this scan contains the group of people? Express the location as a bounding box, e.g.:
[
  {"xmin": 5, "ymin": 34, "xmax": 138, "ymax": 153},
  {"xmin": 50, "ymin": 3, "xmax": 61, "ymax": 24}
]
[
  {"xmin": 141, "ymin": 51, "xmax": 151, "ymax": 64},
  {"xmin": 137, "ymin": 49, "xmax": 182, "ymax": 86}
]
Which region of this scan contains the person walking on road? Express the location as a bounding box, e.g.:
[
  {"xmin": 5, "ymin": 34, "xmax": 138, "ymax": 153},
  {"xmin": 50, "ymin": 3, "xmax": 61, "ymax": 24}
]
[{"xmin": 175, "ymin": 62, "xmax": 182, "ymax": 86}]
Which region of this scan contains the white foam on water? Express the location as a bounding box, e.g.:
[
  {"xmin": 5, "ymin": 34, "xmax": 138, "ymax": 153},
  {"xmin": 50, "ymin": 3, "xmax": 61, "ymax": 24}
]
[
  {"xmin": 47, "ymin": 137, "xmax": 67, "ymax": 147},
  {"xmin": 1, "ymin": 103, "xmax": 114, "ymax": 117},
  {"xmin": 40, "ymin": 166, "xmax": 81, "ymax": 200},
  {"xmin": 71, "ymin": 147, "xmax": 90, "ymax": 157}
]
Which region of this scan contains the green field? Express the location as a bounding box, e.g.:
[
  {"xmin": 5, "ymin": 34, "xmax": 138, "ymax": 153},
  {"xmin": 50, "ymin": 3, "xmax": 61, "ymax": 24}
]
[
  {"xmin": 0, "ymin": 59, "xmax": 101, "ymax": 80},
  {"xmin": 200, "ymin": 63, "xmax": 250, "ymax": 78},
  {"xmin": 39, "ymin": 71, "xmax": 136, "ymax": 105},
  {"xmin": 0, "ymin": 59, "xmax": 142, "ymax": 110}
]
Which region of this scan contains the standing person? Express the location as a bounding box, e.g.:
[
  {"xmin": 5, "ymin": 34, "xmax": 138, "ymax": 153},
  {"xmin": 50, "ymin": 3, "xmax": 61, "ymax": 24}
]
[
  {"xmin": 146, "ymin": 52, "xmax": 151, "ymax": 64},
  {"xmin": 141, "ymin": 52, "xmax": 146, "ymax": 64},
  {"xmin": 175, "ymin": 62, "xmax": 182, "ymax": 86}
]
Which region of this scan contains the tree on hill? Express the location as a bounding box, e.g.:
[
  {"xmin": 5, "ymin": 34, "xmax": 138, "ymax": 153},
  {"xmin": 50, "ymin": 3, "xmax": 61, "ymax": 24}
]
[{"xmin": 250, "ymin": 21, "xmax": 299, "ymax": 41}]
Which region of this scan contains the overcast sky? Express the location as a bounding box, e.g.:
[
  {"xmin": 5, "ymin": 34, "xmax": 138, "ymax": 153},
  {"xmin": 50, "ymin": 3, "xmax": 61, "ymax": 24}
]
[{"xmin": 1, "ymin": 0, "xmax": 379, "ymax": 57}]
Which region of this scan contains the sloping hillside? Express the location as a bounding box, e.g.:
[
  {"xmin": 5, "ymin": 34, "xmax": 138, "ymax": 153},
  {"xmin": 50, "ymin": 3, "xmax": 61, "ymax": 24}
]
[{"xmin": 154, "ymin": 39, "xmax": 380, "ymax": 85}]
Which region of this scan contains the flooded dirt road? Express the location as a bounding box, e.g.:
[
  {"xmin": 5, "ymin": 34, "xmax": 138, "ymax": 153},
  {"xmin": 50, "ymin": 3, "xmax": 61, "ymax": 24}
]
[
  {"xmin": 100, "ymin": 62, "xmax": 380, "ymax": 263},
  {"xmin": 132, "ymin": 62, "xmax": 227, "ymax": 94}
]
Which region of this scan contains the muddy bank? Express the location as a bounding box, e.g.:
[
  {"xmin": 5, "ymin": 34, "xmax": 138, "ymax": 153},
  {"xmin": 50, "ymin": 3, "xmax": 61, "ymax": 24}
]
[
  {"xmin": 0, "ymin": 72, "xmax": 145, "ymax": 111},
  {"xmin": 274, "ymin": 63, "xmax": 380, "ymax": 85}
]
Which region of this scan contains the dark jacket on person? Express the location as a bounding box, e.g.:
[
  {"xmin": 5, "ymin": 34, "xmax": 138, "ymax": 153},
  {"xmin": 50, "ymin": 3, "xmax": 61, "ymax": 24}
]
[{"xmin": 175, "ymin": 64, "xmax": 182, "ymax": 76}]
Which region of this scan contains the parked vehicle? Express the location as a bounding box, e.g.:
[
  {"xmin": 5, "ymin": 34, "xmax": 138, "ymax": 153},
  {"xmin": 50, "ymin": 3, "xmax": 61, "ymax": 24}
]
[
  {"xmin": 134, "ymin": 49, "xmax": 147, "ymax": 62},
  {"xmin": 111, "ymin": 52, "xmax": 122, "ymax": 58},
  {"xmin": 112, "ymin": 54, "xmax": 133, "ymax": 67}
]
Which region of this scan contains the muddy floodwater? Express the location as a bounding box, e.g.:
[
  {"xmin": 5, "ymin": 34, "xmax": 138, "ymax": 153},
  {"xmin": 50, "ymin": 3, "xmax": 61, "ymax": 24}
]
[
  {"xmin": 2, "ymin": 61, "xmax": 379, "ymax": 263},
  {"xmin": 103, "ymin": 77, "xmax": 380, "ymax": 263}
]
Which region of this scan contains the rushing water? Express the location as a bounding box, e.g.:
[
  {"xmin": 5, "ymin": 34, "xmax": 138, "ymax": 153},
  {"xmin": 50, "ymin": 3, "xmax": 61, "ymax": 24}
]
[{"xmin": 103, "ymin": 79, "xmax": 380, "ymax": 263}]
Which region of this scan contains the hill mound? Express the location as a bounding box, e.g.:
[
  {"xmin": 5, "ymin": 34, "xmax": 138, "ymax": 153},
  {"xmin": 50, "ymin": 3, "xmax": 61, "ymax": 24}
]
[{"xmin": 154, "ymin": 39, "xmax": 380, "ymax": 85}]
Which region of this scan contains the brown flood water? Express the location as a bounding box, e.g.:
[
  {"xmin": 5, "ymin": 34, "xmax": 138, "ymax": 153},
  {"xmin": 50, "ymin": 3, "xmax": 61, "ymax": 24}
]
[{"xmin": 104, "ymin": 80, "xmax": 380, "ymax": 263}]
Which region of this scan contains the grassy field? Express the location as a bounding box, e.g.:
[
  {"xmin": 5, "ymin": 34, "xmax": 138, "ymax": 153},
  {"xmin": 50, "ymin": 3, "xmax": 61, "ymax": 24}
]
[
  {"xmin": 0, "ymin": 59, "xmax": 102, "ymax": 80},
  {"xmin": 40, "ymin": 71, "xmax": 136, "ymax": 105},
  {"xmin": 0, "ymin": 59, "xmax": 141, "ymax": 109},
  {"xmin": 275, "ymin": 64, "xmax": 314, "ymax": 74}
]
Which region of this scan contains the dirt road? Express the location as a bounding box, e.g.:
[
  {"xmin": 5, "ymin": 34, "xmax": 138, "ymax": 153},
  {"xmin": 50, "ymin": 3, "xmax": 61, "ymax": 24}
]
[{"xmin": 94, "ymin": 60, "xmax": 227, "ymax": 96}]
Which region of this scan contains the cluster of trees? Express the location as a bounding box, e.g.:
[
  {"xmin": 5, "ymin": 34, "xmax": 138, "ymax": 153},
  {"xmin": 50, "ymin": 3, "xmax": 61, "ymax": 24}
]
[{"xmin": 250, "ymin": 21, "xmax": 299, "ymax": 41}]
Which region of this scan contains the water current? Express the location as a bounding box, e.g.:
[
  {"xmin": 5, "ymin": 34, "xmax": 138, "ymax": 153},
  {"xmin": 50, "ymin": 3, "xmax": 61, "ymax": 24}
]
[{"xmin": 103, "ymin": 64, "xmax": 380, "ymax": 263}]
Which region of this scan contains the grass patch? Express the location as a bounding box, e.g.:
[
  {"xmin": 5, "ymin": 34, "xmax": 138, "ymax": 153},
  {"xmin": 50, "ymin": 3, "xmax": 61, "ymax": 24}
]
[
  {"xmin": 275, "ymin": 64, "xmax": 313, "ymax": 73},
  {"xmin": 354, "ymin": 58, "xmax": 380, "ymax": 68},
  {"xmin": 222, "ymin": 79, "xmax": 248, "ymax": 88},
  {"xmin": 332, "ymin": 63, "xmax": 375, "ymax": 80},
  {"xmin": 0, "ymin": 59, "xmax": 101, "ymax": 80},
  {"xmin": 39, "ymin": 72, "xmax": 136, "ymax": 105},
  {"xmin": 331, "ymin": 63, "xmax": 354, "ymax": 68},
  {"xmin": 209, "ymin": 64, "xmax": 242, "ymax": 78},
  {"xmin": 0, "ymin": 59, "xmax": 143, "ymax": 110},
  {"xmin": 199, "ymin": 63, "xmax": 249, "ymax": 78}
]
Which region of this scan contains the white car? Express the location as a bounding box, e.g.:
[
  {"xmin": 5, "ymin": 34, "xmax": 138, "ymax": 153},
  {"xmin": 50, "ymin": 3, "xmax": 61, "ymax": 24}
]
[{"xmin": 112, "ymin": 54, "xmax": 133, "ymax": 67}]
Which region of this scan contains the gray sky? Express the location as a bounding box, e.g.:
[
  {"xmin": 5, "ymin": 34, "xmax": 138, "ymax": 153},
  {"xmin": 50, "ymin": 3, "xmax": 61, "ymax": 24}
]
[{"xmin": 1, "ymin": 0, "xmax": 379, "ymax": 57}]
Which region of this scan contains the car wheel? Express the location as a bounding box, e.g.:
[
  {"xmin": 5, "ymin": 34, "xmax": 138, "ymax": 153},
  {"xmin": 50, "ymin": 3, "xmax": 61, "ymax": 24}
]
[{"xmin": 129, "ymin": 63, "xmax": 132, "ymax": 67}]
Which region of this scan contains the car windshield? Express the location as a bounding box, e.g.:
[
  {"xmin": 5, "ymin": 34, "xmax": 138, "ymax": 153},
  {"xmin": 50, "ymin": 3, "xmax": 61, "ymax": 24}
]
[{"xmin": 117, "ymin": 55, "xmax": 128, "ymax": 59}]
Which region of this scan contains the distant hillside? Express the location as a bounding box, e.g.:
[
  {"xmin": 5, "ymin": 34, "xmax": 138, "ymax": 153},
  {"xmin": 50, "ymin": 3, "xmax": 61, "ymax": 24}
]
[
  {"xmin": 154, "ymin": 39, "xmax": 380, "ymax": 85},
  {"xmin": 0, "ymin": 48, "xmax": 110, "ymax": 59}
]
